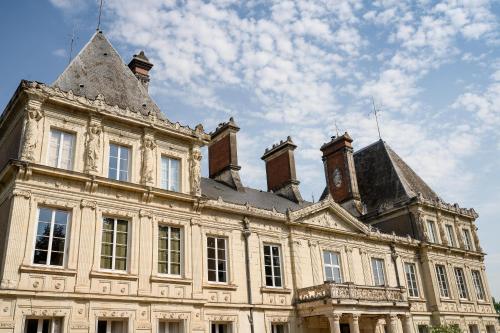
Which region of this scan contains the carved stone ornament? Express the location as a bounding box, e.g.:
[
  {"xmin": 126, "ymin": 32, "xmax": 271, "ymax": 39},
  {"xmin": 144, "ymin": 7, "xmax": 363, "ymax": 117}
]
[
  {"xmin": 190, "ymin": 146, "xmax": 202, "ymax": 196},
  {"xmin": 80, "ymin": 199, "xmax": 97, "ymax": 209},
  {"xmin": 85, "ymin": 122, "xmax": 102, "ymax": 173},
  {"xmin": 21, "ymin": 105, "xmax": 43, "ymax": 162},
  {"xmin": 12, "ymin": 189, "xmax": 32, "ymax": 199},
  {"xmin": 141, "ymin": 136, "xmax": 156, "ymax": 185}
]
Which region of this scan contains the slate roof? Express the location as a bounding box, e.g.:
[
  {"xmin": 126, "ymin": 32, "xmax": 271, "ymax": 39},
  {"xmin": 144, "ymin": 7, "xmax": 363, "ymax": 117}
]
[
  {"xmin": 52, "ymin": 31, "xmax": 164, "ymax": 120},
  {"xmin": 201, "ymin": 177, "xmax": 312, "ymax": 213},
  {"xmin": 353, "ymin": 140, "xmax": 438, "ymax": 213}
]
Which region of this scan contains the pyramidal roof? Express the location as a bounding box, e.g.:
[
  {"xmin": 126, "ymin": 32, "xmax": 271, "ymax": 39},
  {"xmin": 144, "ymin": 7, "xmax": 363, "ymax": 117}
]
[
  {"xmin": 52, "ymin": 31, "xmax": 164, "ymax": 120},
  {"xmin": 353, "ymin": 140, "xmax": 438, "ymax": 213}
]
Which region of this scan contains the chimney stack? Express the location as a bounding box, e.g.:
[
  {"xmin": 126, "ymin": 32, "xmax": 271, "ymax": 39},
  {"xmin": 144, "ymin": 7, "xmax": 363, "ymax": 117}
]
[
  {"xmin": 321, "ymin": 132, "xmax": 363, "ymax": 216},
  {"xmin": 128, "ymin": 51, "xmax": 153, "ymax": 90},
  {"xmin": 261, "ymin": 136, "xmax": 303, "ymax": 203},
  {"xmin": 208, "ymin": 117, "xmax": 244, "ymax": 191}
]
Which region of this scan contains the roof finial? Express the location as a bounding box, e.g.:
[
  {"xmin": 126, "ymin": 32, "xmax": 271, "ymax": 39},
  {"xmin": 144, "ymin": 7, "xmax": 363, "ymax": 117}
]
[
  {"xmin": 96, "ymin": 0, "xmax": 104, "ymax": 31},
  {"xmin": 370, "ymin": 96, "xmax": 383, "ymax": 141}
]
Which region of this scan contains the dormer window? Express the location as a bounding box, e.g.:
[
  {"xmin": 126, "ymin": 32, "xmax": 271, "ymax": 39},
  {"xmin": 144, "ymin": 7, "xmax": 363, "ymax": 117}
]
[{"xmin": 48, "ymin": 129, "xmax": 75, "ymax": 170}]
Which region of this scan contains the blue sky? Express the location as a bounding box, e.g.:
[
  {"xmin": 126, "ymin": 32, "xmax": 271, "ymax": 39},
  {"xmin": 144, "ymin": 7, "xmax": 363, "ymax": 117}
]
[{"xmin": 1, "ymin": 0, "xmax": 499, "ymax": 298}]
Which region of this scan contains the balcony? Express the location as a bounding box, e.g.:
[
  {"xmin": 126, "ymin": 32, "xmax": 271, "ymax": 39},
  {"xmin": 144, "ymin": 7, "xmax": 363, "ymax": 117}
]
[{"xmin": 296, "ymin": 282, "xmax": 407, "ymax": 304}]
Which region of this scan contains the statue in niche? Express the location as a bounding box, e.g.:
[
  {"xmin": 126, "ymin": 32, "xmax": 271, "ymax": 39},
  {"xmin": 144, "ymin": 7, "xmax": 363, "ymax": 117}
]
[
  {"xmin": 21, "ymin": 105, "xmax": 43, "ymax": 162},
  {"xmin": 86, "ymin": 123, "xmax": 101, "ymax": 173},
  {"xmin": 190, "ymin": 147, "xmax": 202, "ymax": 196},
  {"xmin": 142, "ymin": 137, "xmax": 156, "ymax": 184}
]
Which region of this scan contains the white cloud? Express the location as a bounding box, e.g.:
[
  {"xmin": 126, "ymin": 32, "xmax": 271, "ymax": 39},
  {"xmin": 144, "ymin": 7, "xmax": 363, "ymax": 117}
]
[{"xmin": 52, "ymin": 48, "xmax": 67, "ymax": 58}]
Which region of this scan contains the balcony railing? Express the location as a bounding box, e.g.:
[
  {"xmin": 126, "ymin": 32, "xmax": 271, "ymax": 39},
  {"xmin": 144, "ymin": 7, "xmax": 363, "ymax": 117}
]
[{"xmin": 296, "ymin": 282, "xmax": 407, "ymax": 304}]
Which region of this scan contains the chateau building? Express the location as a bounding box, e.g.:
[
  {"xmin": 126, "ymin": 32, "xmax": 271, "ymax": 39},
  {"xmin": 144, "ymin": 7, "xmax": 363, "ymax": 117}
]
[{"xmin": 0, "ymin": 31, "xmax": 497, "ymax": 333}]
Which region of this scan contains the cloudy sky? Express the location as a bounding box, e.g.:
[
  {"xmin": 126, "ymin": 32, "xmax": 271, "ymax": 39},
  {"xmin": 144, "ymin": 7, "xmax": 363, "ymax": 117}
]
[{"xmin": 1, "ymin": 0, "xmax": 499, "ymax": 297}]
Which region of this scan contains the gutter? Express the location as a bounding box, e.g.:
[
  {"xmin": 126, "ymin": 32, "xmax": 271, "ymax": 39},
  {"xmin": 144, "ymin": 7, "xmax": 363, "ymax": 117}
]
[{"xmin": 242, "ymin": 217, "xmax": 255, "ymax": 333}]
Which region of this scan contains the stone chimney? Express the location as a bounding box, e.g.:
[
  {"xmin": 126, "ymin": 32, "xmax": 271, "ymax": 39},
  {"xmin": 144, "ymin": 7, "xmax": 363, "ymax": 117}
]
[
  {"xmin": 208, "ymin": 117, "xmax": 244, "ymax": 191},
  {"xmin": 128, "ymin": 51, "xmax": 153, "ymax": 90},
  {"xmin": 321, "ymin": 132, "xmax": 363, "ymax": 216},
  {"xmin": 261, "ymin": 136, "xmax": 303, "ymax": 203}
]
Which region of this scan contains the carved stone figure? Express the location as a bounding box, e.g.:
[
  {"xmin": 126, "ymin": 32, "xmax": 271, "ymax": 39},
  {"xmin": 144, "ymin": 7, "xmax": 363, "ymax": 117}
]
[
  {"xmin": 85, "ymin": 123, "xmax": 101, "ymax": 173},
  {"xmin": 21, "ymin": 105, "xmax": 43, "ymax": 161},
  {"xmin": 190, "ymin": 147, "xmax": 202, "ymax": 196},
  {"xmin": 141, "ymin": 137, "xmax": 156, "ymax": 185}
]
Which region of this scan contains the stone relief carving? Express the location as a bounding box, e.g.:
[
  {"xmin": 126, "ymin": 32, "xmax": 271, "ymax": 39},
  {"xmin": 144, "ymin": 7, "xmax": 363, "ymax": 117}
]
[
  {"xmin": 190, "ymin": 146, "xmax": 202, "ymax": 196},
  {"xmin": 141, "ymin": 136, "xmax": 156, "ymax": 185},
  {"xmin": 85, "ymin": 123, "xmax": 102, "ymax": 173},
  {"xmin": 21, "ymin": 105, "xmax": 43, "ymax": 162}
]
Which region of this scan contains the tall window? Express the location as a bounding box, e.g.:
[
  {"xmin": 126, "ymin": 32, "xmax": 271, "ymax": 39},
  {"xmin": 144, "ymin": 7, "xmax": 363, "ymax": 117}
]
[
  {"xmin": 48, "ymin": 129, "xmax": 75, "ymax": 170},
  {"xmin": 158, "ymin": 226, "xmax": 181, "ymax": 275},
  {"xmin": 24, "ymin": 318, "xmax": 62, "ymax": 333},
  {"xmin": 101, "ymin": 218, "xmax": 128, "ymax": 271},
  {"xmin": 264, "ymin": 244, "xmax": 283, "ymax": 287},
  {"xmin": 445, "ymin": 225, "xmax": 456, "ymax": 247},
  {"xmin": 323, "ymin": 251, "xmax": 342, "ymax": 283},
  {"xmin": 159, "ymin": 321, "xmax": 182, "ymax": 333},
  {"xmin": 207, "ymin": 237, "xmax": 227, "ymax": 283},
  {"xmin": 462, "ymin": 229, "xmax": 473, "ymax": 250},
  {"xmin": 271, "ymin": 323, "xmax": 286, "ymax": 333},
  {"xmin": 371, "ymin": 258, "xmax": 385, "ymax": 286},
  {"xmin": 426, "ymin": 220, "xmax": 437, "ymax": 243},
  {"xmin": 471, "ymin": 270, "xmax": 486, "ymax": 300},
  {"xmin": 404, "ymin": 262, "xmax": 419, "ymax": 297},
  {"xmin": 454, "ymin": 267, "xmax": 469, "ymax": 299},
  {"xmin": 108, "ymin": 144, "xmax": 130, "ymax": 181},
  {"xmin": 211, "ymin": 323, "xmax": 230, "ymax": 333},
  {"xmin": 33, "ymin": 207, "xmax": 69, "ymax": 266},
  {"xmin": 435, "ymin": 265, "xmax": 450, "ymax": 298},
  {"xmin": 97, "ymin": 320, "xmax": 127, "ymax": 333},
  {"xmin": 161, "ymin": 156, "xmax": 180, "ymax": 191}
]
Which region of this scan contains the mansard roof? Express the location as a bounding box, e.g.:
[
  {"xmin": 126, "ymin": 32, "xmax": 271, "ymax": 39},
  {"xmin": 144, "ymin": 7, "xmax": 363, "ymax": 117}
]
[
  {"xmin": 52, "ymin": 31, "xmax": 165, "ymax": 120},
  {"xmin": 353, "ymin": 140, "xmax": 438, "ymax": 214}
]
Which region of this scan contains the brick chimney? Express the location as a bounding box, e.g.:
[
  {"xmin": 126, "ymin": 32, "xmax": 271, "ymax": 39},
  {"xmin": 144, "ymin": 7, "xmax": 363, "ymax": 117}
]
[
  {"xmin": 208, "ymin": 117, "xmax": 244, "ymax": 191},
  {"xmin": 261, "ymin": 136, "xmax": 303, "ymax": 203},
  {"xmin": 321, "ymin": 132, "xmax": 363, "ymax": 215},
  {"xmin": 128, "ymin": 51, "xmax": 153, "ymax": 90}
]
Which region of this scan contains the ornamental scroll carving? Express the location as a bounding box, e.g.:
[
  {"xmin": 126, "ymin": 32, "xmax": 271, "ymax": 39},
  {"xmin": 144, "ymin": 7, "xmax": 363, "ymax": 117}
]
[
  {"xmin": 141, "ymin": 136, "xmax": 156, "ymax": 185},
  {"xmin": 21, "ymin": 105, "xmax": 43, "ymax": 162},
  {"xmin": 190, "ymin": 146, "xmax": 202, "ymax": 196},
  {"xmin": 85, "ymin": 122, "xmax": 102, "ymax": 173}
]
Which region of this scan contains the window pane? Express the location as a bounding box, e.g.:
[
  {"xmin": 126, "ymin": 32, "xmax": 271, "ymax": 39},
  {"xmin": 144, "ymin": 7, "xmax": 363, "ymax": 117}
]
[
  {"xmin": 33, "ymin": 250, "xmax": 48, "ymax": 264},
  {"xmin": 207, "ymin": 237, "xmax": 215, "ymax": 248},
  {"xmin": 117, "ymin": 220, "xmax": 128, "ymax": 232},
  {"xmin": 115, "ymin": 258, "xmax": 127, "ymax": 271},
  {"xmin": 37, "ymin": 222, "xmax": 51, "ymax": 236},
  {"xmin": 52, "ymin": 224, "xmax": 66, "ymax": 238},
  {"xmin": 39, "ymin": 208, "xmax": 52, "ymax": 223},
  {"xmin": 170, "ymin": 158, "xmax": 180, "ymax": 191},
  {"xmin": 50, "ymin": 251, "xmax": 64, "ymax": 266},
  {"xmin": 101, "ymin": 256, "xmax": 112, "ymax": 269},
  {"xmin": 35, "ymin": 236, "xmax": 50, "ymax": 251},
  {"xmin": 208, "ymin": 270, "xmax": 216, "ymax": 282},
  {"xmin": 49, "ymin": 130, "xmax": 61, "ymax": 167}
]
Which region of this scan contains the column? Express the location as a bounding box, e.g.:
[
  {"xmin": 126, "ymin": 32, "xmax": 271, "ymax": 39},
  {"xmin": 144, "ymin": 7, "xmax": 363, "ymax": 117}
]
[
  {"xmin": 387, "ymin": 315, "xmax": 398, "ymax": 333},
  {"xmin": 138, "ymin": 210, "xmax": 153, "ymax": 296},
  {"xmin": 328, "ymin": 313, "xmax": 342, "ymax": 333},
  {"xmin": 402, "ymin": 314, "xmax": 415, "ymax": 333},
  {"xmin": 349, "ymin": 314, "xmax": 361, "ymax": 333},
  {"xmin": 191, "ymin": 218, "xmax": 203, "ymax": 298},
  {"xmin": 75, "ymin": 200, "xmax": 97, "ymax": 292}
]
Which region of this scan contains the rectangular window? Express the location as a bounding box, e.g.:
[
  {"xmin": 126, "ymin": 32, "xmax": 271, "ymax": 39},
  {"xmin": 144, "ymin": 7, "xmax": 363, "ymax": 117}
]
[
  {"xmin": 471, "ymin": 270, "xmax": 486, "ymax": 300},
  {"xmin": 161, "ymin": 156, "xmax": 180, "ymax": 192},
  {"xmin": 48, "ymin": 129, "xmax": 75, "ymax": 170},
  {"xmin": 33, "ymin": 207, "xmax": 69, "ymax": 266},
  {"xmin": 404, "ymin": 262, "xmax": 419, "ymax": 297},
  {"xmin": 108, "ymin": 143, "xmax": 130, "ymax": 181},
  {"xmin": 158, "ymin": 225, "xmax": 181, "ymax": 275},
  {"xmin": 426, "ymin": 220, "xmax": 437, "ymax": 243},
  {"xmin": 264, "ymin": 244, "xmax": 283, "ymax": 287},
  {"xmin": 418, "ymin": 326, "xmax": 429, "ymax": 333},
  {"xmin": 371, "ymin": 258, "xmax": 386, "ymax": 286},
  {"xmin": 159, "ymin": 321, "xmax": 182, "ymax": 333},
  {"xmin": 463, "ymin": 229, "xmax": 473, "ymax": 250},
  {"xmin": 454, "ymin": 267, "xmax": 469, "ymax": 299},
  {"xmin": 100, "ymin": 218, "xmax": 128, "ymax": 271},
  {"xmin": 435, "ymin": 265, "xmax": 450, "ymax": 298},
  {"xmin": 24, "ymin": 318, "xmax": 62, "ymax": 333},
  {"xmin": 97, "ymin": 320, "xmax": 128, "ymax": 333},
  {"xmin": 445, "ymin": 225, "xmax": 456, "ymax": 247},
  {"xmin": 469, "ymin": 325, "xmax": 479, "ymax": 333},
  {"xmin": 211, "ymin": 323, "xmax": 231, "ymax": 333},
  {"xmin": 207, "ymin": 237, "xmax": 227, "ymax": 283},
  {"xmin": 486, "ymin": 325, "xmax": 496, "ymax": 333},
  {"xmin": 323, "ymin": 251, "xmax": 342, "ymax": 283},
  {"xmin": 272, "ymin": 323, "xmax": 286, "ymax": 333}
]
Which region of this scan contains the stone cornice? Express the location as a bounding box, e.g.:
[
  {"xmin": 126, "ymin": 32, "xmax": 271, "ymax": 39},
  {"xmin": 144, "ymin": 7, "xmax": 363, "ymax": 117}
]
[{"xmin": 415, "ymin": 193, "xmax": 478, "ymax": 219}]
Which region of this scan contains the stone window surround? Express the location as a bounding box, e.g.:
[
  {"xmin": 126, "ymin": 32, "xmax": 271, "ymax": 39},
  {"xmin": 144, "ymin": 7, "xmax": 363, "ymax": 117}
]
[
  {"xmin": 46, "ymin": 128, "xmax": 76, "ymax": 171},
  {"xmin": 453, "ymin": 266, "xmax": 470, "ymax": 300},
  {"xmin": 102, "ymin": 127, "xmax": 141, "ymax": 184},
  {"xmin": 434, "ymin": 262, "xmax": 451, "ymax": 299},
  {"xmin": 371, "ymin": 257, "xmax": 387, "ymax": 287},
  {"xmin": 319, "ymin": 245, "xmax": 345, "ymax": 283},
  {"xmin": 403, "ymin": 261, "xmax": 420, "ymax": 298},
  {"xmin": 259, "ymin": 234, "xmax": 288, "ymax": 290},
  {"xmin": 156, "ymin": 142, "xmax": 187, "ymax": 194},
  {"xmin": 201, "ymin": 227, "xmax": 235, "ymax": 287}
]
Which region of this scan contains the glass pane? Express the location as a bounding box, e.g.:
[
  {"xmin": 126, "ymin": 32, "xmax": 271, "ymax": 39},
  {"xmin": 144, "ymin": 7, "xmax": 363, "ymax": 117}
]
[
  {"xmin": 108, "ymin": 166, "xmax": 117, "ymax": 179},
  {"xmin": 110, "ymin": 144, "xmax": 118, "ymax": 158},
  {"xmin": 207, "ymin": 237, "xmax": 215, "ymax": 248},
  {"xmin": 218, "ymin": 270, "xmax": 227, "ymax": 282},
  {"xmin": 38, "ymin": 208, "xmax": 53, "ymax": 223},
  {"xmin": 171, "ymin": 264, "xmax": 180, "ymax": 275},
  {"xmin": 103, "ymin": 218, "xmax": 114, "ymax": 230},
  {"xmin": 217, "ymin": 238, "xmax": 226, "ymax": 249},
  {"xmin": 159, "ymin": 250, "xmax": 168, "ymax": 262},
  {"xmin": 101, "ymin": 256, "xmax": 112, "ymax": 269},
  {"xmin": 333, "ymin": 267, "xmax": 341, "ymax": 282},
  {"xmin": 119, "ymin": 170, "xmax": 128, "ymax": 181},
  {"xmin": 323, "ymin": 252, "xmax": 331, "ymax": 265},
  {"xmin": 102, "ymin": 231, "xmax": 113, "ymax": 244},
  {"xmin": 170, "ymin": 158, "xmax": 180, "ymax": 191},
  {"xmin": 115, "ymin": 245, "xmax": 127, "ymax": 257},
  {"xmin": 49, "ymin": 130, "xmax": 61, "ymax": 167},
  {"xmin": 331, "ymin": 253, "xmax": 339, "ymax": 265},
  {"xmin": 51, "ymin": 237, "xmax": 65, "ymax": 252},
  {"xmin": 207, "ymin": 248, "xmax": 215, "ymax": 259},
  {"xmin": 101, "ymin": 243, "xmax": 113, "ymax": 256},
  {"xmin": 325, "ymin": 267, "xmax": 333, "ymax": 281},
  {"xmin": 120, "ymin": 146, "xmax": 129, "ymax": 159},
  {"xmin": 208, "ymin": 270, "xmax": 216, "ymax": 281},
  {"xmin": 25, "ymin": 319, "xmax": 39, "ymax": 333},
  {"xmin": 170, "ymin": 252, "xmax": 180, "ymax": 263},
  {"xmin": 115, "ymin": 258, "xmax": 127, "ymax": 270},
  {"xmin": 97, "ymin": 321, "xmax": 107, "ymax": 333},
  {"xmin": 264, "ymin": 255, "xmax": 271, "ymax": 266},
  {"xmin": 33, "ymin": 250, "xmax": 48, "ymax": 264},
  {"xmin": 171, "ymin": 240, "xmax": 180, "ymax": 251},
  {"xmin": 35, "ymin": 236, "xmax": 50, "ymax": 250},
  {"xmin": 264, "ymin": 245, "xmax": 270, "ymax": 256},
  {"xmin": 159, "ymin": 227, "xmax": 168, "ymax": 238},
  {"xmin": 272, "ymin": 246, "xmax": 279, "ymax": 256},
  {"xmin": 116, "ymin": 233, "xmax": 127, "ymax": 245},
  {"xmin": 54, "ymin": 210, "xmax": 68, "ymax": 225},
  {"xmin": 273, "ymin": 266, "xmax": 281, "ymax": 277},
  {"xmin": 217, "ymin": 249, "xmax": 226, "ymax": 260},
  {"xmin": 208, "ymin": 259, "xmax": 216, "ymax": 270},
  {"xmin": 266, "ymin": 276, "xmax": 273, "ymax": 286},
  {"xmin": 53, "ymin": 224, "xmax": 66, "ymax": 238},
  {"xmin": 171, "ymin": 228, "xmax": 181, "ymax": 239},
  {"xmin": 275, "ymin": 277, "xmax": 282, "ymax": 287},
  {"xmin": 117, "ymin": 221, "xmax": 128, "ymax": 232},
  {"xmin": 158, "ymin": 263, "xmax": 167, "ymax": 274},
  {"xmin": 265, "ymin": 265, "xmax": 272, "ymax": 276},
  {"xmin": 37, "ymin": 222, "xmax": 51, "ymax": 236},
  {"xmin": 50, "ymin": 251, "xmax": 64, "ymax": 266}
]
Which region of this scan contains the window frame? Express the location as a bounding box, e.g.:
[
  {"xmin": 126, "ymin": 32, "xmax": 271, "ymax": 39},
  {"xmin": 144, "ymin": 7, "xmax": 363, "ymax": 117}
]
[
  {"xmin": 32, "ymin": 207, "xmax": 70, "ymax": 267},
  {"xmin": 454, "ymin": 267, "xmax": 469, "ymax": 299},
  {"xmin": 271, "ymin": 323, "xmax": 287, "ymax": 333},
  {"xmin": 426, "ymin": 220, "xmax": 438, "ymax": 243},
  {"xmin": 108, "ymin": 143, "xmax": 131, "ymax": 181},
  {"xmin": 435, "ymin": 264, "xmax": 450, "ymax": 298},
  {"xmin": 445, "ymin": 225, "xmax": 456, "ymax": 247},
  {"xmin": 47, "ymin": 128, "xmax": 76, "ymax": 170},
  {"xmin": 471, "ymin": 270, "xmax": 486, "ymax": 301},
  {"xmin": 158, "ymin": 320, "xmax": 183, "ymax": 333},
  {"xmin": 462, "ymin": 228, "xmax": 473, "ymax": 251},
  {"xmin": 100, "ymin": 217, "xmax": 130, "ymax": 272},
  {"xmin": 210, "ymin": 322, "xmax": 232, "ymax": 333},
  {"xmin": 323, "ymin": 251, "xmax": 342, "ymax": 283},
  {"xmin": 263, "ymin": 243, "xmax": 283, "ymax": 288},
  {"xmin": 371, "ymin": 258, "xmax": 386, "ymax": 286},
  {"xmin": 158, "ymin": 224, "xmax": 183, "ymax": 276},
  {"xmin": 97, "ymin": 319, "xmax": 128, "ymax": 333},
  {"xmin": 404, "ymin": 262, "xmax": 420, "ymax": 298},
  {"xmin": 161, "ymin": 155, "xmax": 181, "ymax": 192},
  {"xmin": 207, "ymin": 236, "xmax": 228, "ymax": 284},
  {"xmin": 24, "ymin": 317, "xmax": 63, "ymax": 333}
]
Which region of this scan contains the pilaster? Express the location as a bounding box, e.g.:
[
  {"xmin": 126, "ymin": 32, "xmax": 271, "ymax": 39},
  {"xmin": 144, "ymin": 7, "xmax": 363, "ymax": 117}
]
[
  {"xmin": 138, "ymin": 209, "xmax": 153, "ymax": 296},
  {"xmin": 191, "ymin": 218, "xmax": 203, "ymax": 298},
  {"xmin": 75, "ymin": 199, "xmax": 97, "ymax": 293}
]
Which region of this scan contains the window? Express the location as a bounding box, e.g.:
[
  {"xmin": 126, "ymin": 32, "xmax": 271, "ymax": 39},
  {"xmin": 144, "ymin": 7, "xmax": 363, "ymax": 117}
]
[
  {"xmin": 445, "ymin": 225, "xmax": 456, "ymax": 247},
  {"xmin": 211, "ymin": 323, "xmax": 231, "ymax": 333},
  {"xmin": 108, "ymin": 143, "xmax": 130, "ymax": 181},
  {"xmin": 371, "ymin": 258, "xmax": 386, "ymax": 286},
  {"xmin": 435, "ymin": 265, "xmax": 450, "ymax": 298},
  {"xmin": 161, "ymin": 156, "xmax": 180, "ymax": 191},
  {"xmin": 426, "ymin": 220, "xmax": 437, "ymax": 243},
  {"xmin": 97, "ymin": 320, "xmax": 127, "ymax": 333},
  {"xmin": 454, "ymin": 267, "xmax": 469, "ymax": 299},
  {"xmin": 159, "ymin": 321, "xmax": 182, "ymax": 333},
  {"xmin": 323, "ymin": 251, "xmax": 342, "ymax": 282},
  {"xmin": 207, "ymin": 237, "xmax": 227, "ymax": 283},
  {"xmin": 418, "ymin": 326, "xmax": 429, "ymax": 333},
  {"xmin": 33, "ymin": 207, "xmax": 69, "ymax": 266},
  {"xmin": 48, "ymin": 129, "xmax": 75, "ymax": 170},
  {"xmin": 404, "ymin": 262, "xmax": 419, "ymax": 297},
  {"xmin": 471, "ymin": 270, "xmax": 486, "ymax": 300},
  {"xmin": 158, "ymin": 225, "xmax": 181, "ymax": 275},
  {"xmin": 24, "ymin": 318, "xmax": 62, "ymax": 333},
  {"xmin": 272, "ymin": 323, "xmax": 286, "ymax": 333},
  {"xmin": 462, "ymin": 229, "xmax": 473, "ymax": 250},
  {"xmin": 469, "ymin": 325, "xmax": 479, "ymax": 333},
  {"xmin": 486, "ymin": 325, "xmax": 496, "ymax": 333},
  {"xmin": 100, "ymin": 218, "xmax": 128, "ymax": 271},
  {"xmin": 264, "ymin": 244, "xmax": 283, "ymax": 287}
]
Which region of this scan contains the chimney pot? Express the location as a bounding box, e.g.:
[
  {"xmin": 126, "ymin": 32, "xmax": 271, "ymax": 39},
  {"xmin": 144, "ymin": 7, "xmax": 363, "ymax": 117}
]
[{"xmin": 128, "ymin": 50, "xmax": 153, "ymax": 90}]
